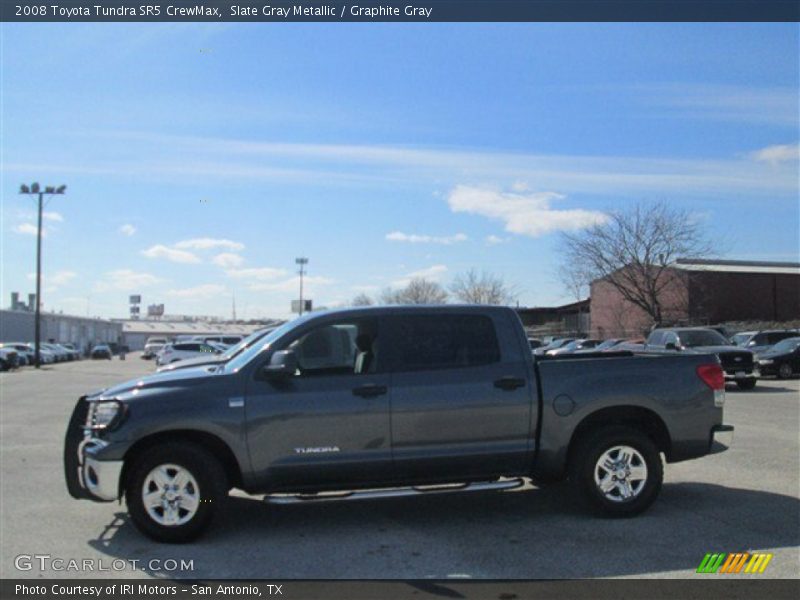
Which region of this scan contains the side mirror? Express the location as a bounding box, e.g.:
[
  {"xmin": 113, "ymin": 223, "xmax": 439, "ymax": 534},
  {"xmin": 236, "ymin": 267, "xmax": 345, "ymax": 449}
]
[
  {"xmin": 665, "ymin": 342, "xmax": 678, "ymax": 351},
  {"xmin": 262, "ymin": 350, "xmax": 298, "ymax": 379}
]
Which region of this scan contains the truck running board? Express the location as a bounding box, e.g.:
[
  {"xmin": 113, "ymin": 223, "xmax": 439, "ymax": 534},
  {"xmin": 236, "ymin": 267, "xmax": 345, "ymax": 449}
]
[{"xmin": 264, "ymin": 478, "xmax": 525, "ymax": 505}]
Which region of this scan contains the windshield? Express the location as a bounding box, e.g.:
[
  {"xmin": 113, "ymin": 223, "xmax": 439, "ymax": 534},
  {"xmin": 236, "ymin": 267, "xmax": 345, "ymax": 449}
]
[
  {"xmin": 730, "ymin": 333, "xmax": 753, "ymax": 346},
  {"xmin": 222, "ymin": 320, "xmax": 300, "ymax": 372},
  {"xmin": 595, "ymin": 339, "xmax": 620, "ymax": 351},
  {"xmin": 768, "ymin": 337, "xmax": 800, "ymax": 353},
  {"xmin": 679, "ymin": 330, "xmax": 728, "ymax": 347}
]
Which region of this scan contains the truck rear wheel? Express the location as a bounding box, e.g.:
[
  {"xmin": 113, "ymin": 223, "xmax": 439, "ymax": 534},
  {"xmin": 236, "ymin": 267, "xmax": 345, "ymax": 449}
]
[
  {"xmin": 569, "ymin": 426, "xmax": 663, "ymax": 517},
  {"xmin": 125, "ymin": 443, "xmax": 227, "ymax": 543}
]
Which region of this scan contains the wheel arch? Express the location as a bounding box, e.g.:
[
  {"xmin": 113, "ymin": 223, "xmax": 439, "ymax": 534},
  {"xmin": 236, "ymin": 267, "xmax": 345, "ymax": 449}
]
[
  {"xmin": 566, "ymin": 405, "xmax": 672, "ymax": 468},
  {"xmin": 120, "ymin": 430, "xmax": 243, "ymax": 497}
]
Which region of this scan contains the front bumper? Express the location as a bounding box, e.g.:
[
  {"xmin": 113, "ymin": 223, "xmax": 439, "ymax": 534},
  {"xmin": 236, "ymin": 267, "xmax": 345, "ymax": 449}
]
[
  {"xmin": 64, "ymin": 397, "xmax": 123, "ymax": 502},
  {"xmin": 709, "ymin": 424, "xmax": 734, "ymax": 455},
  {"xmin": 723, "ymin": 367, "xmax": 758, "ymax": 381}
]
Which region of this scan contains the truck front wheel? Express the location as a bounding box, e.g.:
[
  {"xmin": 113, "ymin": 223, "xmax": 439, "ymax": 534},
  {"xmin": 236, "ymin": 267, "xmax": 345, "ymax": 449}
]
[
  {"xmin": 569, "ymin": 426, "xmax": 663, "ymax": 517},
  {"xmin": 125, "ymin": 443, "xmax": 227, "ymax": 543}
]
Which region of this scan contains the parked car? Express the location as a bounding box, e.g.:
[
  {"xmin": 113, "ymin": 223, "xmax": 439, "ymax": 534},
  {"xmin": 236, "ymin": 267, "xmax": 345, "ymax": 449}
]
[
  {"xmin": 61, "ymin": 343, "xmax": 81, "ymax": 360},
  {"xmin": 533, "ymin": 338, "xmax": 576, "ymax": 356},
  {"xmin": 0, "ymin": 343, "xmax": 36, "ymax": 365},
  {"xmin": 193, "ymin": 334, "xmax": 245, "ymax": 347},
  {"xmin": 45, "ymin": 343, "xmax": 75, "ymax": 362},
  {"xmin": 66, "ymin": 305, "xmax": 733, "ymax": 543},
  {"xmin": 548, "ymin": 339, "xmax": 602, "ymax": 356},
  {"xmin": 730, "ymin": 330, "xmax": 798, "ymax": 357},
  {"xmin": 527, "ymin": 338, "xmax": 544, "ymax": 351},
  {"xmin": 142, "ymin": 337, "xmax": 169, "ymax": 360},
  {"xmin": 91, "ymin": 344, "xmax": 113, "ymax": 360},
  {"xmin": 15, "ymin": 343, "xmax": 56, "ymax": 364},
  {"xmin": 156, "ymin": 328, "xmax": 277, "ymax": 373},
  {"xmin": 572, "ymin": 338, "xmax": 626, "ymax": 354},
  {"xmin": 0, "ymin": 348, "xmax": 20, "ymax": 370},
  {"xmin": 155, "ymin": 341, "xmax": 223, "ymax": 366},
  {"xmin": 644, "ymin": 327, "xmax": 757, "ymax": 390},
  {"xmin": 756, "ymin": 337, "xmax": 800, "ymax": 379}
]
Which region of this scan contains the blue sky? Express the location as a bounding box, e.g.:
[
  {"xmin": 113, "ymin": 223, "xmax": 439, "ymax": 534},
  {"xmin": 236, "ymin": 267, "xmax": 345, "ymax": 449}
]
[{"xmin": 1, "ymin": 23, "xmax": 798, "ymax": 319}]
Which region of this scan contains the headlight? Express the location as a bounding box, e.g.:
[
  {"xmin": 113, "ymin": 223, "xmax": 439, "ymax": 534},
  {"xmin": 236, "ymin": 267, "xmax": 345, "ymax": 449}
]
[
  {"xmin": 86, "ymin": 400, "xmax": 125, "ymax": 431},
  {"xmin": 758, "ymin": 359, "xmax": 774, "ymax": 365}
]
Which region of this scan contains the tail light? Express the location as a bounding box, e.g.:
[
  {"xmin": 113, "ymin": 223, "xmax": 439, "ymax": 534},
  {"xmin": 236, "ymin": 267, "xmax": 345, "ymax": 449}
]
[{"xmin": 697, "ymin": 363, "xmax": 725, "ymax": 407}]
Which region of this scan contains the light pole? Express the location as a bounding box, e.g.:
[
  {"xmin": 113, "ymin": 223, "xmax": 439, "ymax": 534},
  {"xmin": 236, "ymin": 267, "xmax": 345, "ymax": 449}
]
[
  {"xmin": 19, "ymin": 182, "xmax": 66, "ymax": 368},
  {"xmin": 295, "ymin": 257, "xmax": 309, "ymax": 315}
]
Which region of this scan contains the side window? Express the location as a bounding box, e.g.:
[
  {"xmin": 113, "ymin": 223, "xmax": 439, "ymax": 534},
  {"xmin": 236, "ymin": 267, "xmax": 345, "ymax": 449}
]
[
  {"xmin": 664, "ymin": 332, "xmax": 679, "ymax": 347},
  {"xmin": 648, "ymin": 331, "xmax": 664, "ymax": 346},
  {"xmin": 393, "ymin": 314, "xmax": 501, "ymax": 372},
  {"xmin": 287, "ymin": 318, "xmax": 376, "ymax": 377},
  {"xmin": 199, "ymin": 343, "xmax": 216, "ymax": 353},
  {"xmin": 223, "ymin": 337, "xmax": 241, "ymax": 345}
]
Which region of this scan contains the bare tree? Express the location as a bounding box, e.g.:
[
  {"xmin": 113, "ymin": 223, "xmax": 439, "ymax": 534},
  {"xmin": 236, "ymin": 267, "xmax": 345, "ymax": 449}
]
[
  {"xmin": 560, "ymin": 201, "xmax": 713, "ymax": 326},
  {"xmin": 351, "ymin": 293, "xmax": 374, "ymax": 306},
  {"xmin": 450, "ymin": 269, "xmax": 517, "ymax": 305},
  {"xmin": 380, "ymin": 277, "xmax": 448, "ymax": 305}
]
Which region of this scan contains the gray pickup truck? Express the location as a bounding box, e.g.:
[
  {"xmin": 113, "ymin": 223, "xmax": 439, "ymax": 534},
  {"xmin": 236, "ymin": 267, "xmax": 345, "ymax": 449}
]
[{"xmin": 65, "ymin": 306, "xmax": 733, "ymax": 543}]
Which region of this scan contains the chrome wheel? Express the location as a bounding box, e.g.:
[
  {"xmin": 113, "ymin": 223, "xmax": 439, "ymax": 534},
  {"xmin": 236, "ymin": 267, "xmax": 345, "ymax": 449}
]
[
  {"xmin": 141, "ymin": 464, "xmax": 200, "ymax": 526},
  {"xmin": 593, "ymin": 445, "xmax": 648, "ymax": 503}
]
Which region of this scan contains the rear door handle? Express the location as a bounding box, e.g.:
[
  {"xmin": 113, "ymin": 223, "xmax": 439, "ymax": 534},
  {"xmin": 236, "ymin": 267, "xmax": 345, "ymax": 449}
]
[
  {"xmin": 353, "ymin": 384, "xmax": 388, "ymax": 398},
  {"xmin": 494, "ymin": 377, "xmax": 526, "ymax": 391}
]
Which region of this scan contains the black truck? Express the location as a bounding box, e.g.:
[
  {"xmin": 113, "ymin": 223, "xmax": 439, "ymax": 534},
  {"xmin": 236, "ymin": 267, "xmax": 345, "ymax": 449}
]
[
  {"xmin": 65, "ymin": 306, "xmax": 733, "ymax": 542},
  {"xmin": 643, "ymin": 327, "xmax": 758, "ymax": 389}
]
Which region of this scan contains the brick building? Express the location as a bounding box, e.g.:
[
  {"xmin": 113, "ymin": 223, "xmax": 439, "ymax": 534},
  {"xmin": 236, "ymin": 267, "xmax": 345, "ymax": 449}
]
[{"xmin": 590, "ymin": 259, "xmax": 800, "ymax": 338}]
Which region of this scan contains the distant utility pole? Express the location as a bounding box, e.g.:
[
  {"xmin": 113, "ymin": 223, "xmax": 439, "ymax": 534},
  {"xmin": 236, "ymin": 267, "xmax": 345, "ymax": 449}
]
[
  {"xmin": 19, "ymin": 182, "xmax": 66, "ymax": 368},
  {"xmin": 296, "ymin": 257, "xmax": 309, "ymax": 315}
]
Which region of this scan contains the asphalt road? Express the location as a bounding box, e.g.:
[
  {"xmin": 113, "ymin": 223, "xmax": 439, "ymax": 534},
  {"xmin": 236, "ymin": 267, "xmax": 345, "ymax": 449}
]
[{"xmin": 1, "ymin": 357, "xmax": 798, "ymax": 580}]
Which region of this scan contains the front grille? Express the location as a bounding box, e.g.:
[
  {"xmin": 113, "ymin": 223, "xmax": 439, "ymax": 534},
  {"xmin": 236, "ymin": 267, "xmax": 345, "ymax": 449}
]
[{"xmin": 718, "ymin": 351, "xmax": 754, "ymax": 369}]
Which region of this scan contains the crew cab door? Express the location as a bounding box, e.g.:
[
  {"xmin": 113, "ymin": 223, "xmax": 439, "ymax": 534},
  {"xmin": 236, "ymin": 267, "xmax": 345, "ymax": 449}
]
[
  {"xmin": 243, "ymin": 316, "xmax": 392, "ymax": 490},
  {"xmin": 386, "ymin": 310, "xmax": 534, "ymax": 482}
]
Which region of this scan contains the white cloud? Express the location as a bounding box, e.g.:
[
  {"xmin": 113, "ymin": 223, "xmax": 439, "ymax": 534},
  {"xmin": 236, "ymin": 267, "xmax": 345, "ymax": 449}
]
[
  {"xmin": 386, "ymin": 231, "xmax": 468, "ymax": 245},
  {"xmin": 10, "ymin": 129, "xmax": 799, "ymax": 199},
  {"xmin": 392, "ymin": 264, "xmax": 448, "ymax": 288},
  {"xmin": 486, "ymin": 235, "xmax": 508, "ymax": 245},
  {"xmin": 166, "ymin": 284, "xmax": 226, "ymax": 298},
  {"xmin": 212, "ymin": 252, "xmax": 244, "ymax": 268},
  {"xmin": 93, "ymin": 269, "xmax": 161, "ymax": 292},
  {"xmin": 141, "ymin": 244, "xmax": 201, "ymax": 264},
  {"xmin": 226, "ymin": 266, "xmax": 286, "ymax": 280},
  {"xmin": 175, "ymin": 238, "xmax": 244, "ymax": 251},
  {"xmin": 119, "ymin": 224, "xmax": 137, "ymax": 236},
  {"xmin": 447, "ymin": 185, "xmax": 607, "ymax": 238},
  {"xmin": 751, "ymin": 143, "xmax": 800, "ymax": 165},
  {"xmin": 248, "ymin": 275, "xmax": 334, "ymax": 293},
  {"xmin": 14, "ymin": 223, "xmax": 41, "ymax": 236},
  {"xmin": 27, "ymin": 270, "xmax": 77, "ymax": 292},
  {"xmin": 42, "ymin": 212, "xmax": 63, "ymax": 222}
]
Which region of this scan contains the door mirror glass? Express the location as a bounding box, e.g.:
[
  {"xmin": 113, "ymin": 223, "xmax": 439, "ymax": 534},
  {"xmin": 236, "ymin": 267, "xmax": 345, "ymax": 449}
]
[{"xmin": 262, "ymin": 350, "xmax": 298, "ymax": 379}]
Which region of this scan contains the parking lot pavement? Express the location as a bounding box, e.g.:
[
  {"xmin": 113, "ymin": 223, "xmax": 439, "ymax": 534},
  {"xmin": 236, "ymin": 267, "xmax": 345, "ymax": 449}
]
[{"xmin": 1, "ymin": 359, "xmax": 798, "ymax": 580}]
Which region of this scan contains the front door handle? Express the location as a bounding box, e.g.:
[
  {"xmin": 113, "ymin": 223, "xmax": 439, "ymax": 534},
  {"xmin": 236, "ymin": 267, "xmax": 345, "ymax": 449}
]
[
  {"xmin": 353, "ymin": 384, "xmax": 388, "ymax": 398},
  {"xmin": 494, "ymin": 377, "xmax": 526, "ymax": 391}
]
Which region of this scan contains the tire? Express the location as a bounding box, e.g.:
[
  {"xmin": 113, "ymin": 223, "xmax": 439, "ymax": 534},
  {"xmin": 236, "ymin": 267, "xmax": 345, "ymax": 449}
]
[
  {"xmin": 778, "ymin": 363, "xmax": 793, "ymax": 379},
  {"xmin": 568, "ymin": 425, "xmax": 663, "ymax": 517},
  {"xmin": 125, "ymin": 443, "xmax": 227, "ymax": 543},
  {"xmin": 736, "ymin": 379, "xmax": 757, "ymax": 390}
]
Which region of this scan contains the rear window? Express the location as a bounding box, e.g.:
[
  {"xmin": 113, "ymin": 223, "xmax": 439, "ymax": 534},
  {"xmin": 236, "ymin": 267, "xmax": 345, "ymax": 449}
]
[{"xmin": 392, "ymin": 314, "xmax": 500, "ymax": 372}]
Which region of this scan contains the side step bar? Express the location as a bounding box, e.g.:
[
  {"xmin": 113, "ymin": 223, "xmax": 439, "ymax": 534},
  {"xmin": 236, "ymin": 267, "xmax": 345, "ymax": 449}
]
[{"xmin": 264, "ymin": 478, "xmax": 525, "ymax": 505}]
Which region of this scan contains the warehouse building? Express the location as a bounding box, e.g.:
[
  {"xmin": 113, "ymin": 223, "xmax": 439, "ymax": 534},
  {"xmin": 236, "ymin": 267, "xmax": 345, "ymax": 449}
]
[
  {"xmin": 590, "ymin": 259, "xmax": 800, "ymax": 338},
  {"xmin": 0, "ymin": 308, "xmax": 123, "ymax": 354},
  {"xmin": 119, "ymin": 318, "xmax": 284, "ymax": 351}
]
